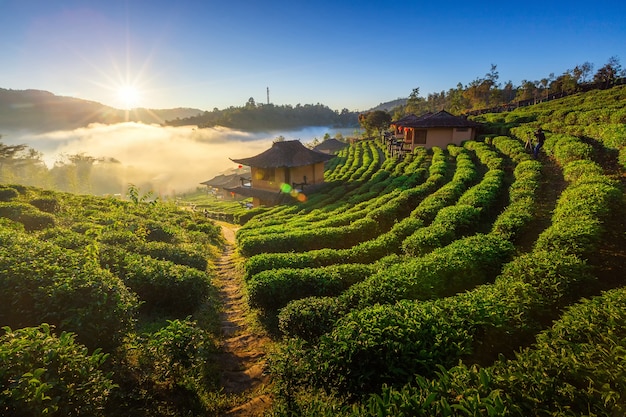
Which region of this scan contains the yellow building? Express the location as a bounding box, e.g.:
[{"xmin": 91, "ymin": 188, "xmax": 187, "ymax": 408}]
[{"xmin": 227, "ymin": 140, "xmax": 335, "ymax": 207}]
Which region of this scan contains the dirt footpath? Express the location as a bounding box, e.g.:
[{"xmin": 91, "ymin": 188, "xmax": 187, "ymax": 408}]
[{"xmin": 215, "ymin": 223, "xmax": 272, "ymax": 417}]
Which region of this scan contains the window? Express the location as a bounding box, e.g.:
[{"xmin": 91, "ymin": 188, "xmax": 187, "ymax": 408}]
[
  {"xmin": 257, "ymin": 168, "xmax": 275, "ymax": 182},
  {"xmin": 414, "ymin": 130, "xmax": 427, "ymax": 144}
]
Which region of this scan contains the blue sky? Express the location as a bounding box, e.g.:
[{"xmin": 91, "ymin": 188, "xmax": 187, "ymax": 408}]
[{"xmin": 2, "ymin": 0, "xmax": 625, "ymax": 112}]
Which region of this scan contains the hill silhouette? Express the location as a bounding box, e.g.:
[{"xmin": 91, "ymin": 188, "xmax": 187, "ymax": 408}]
[{"xmin": 0, "ymin": 88, "xmax": 203, "ymax": 132}]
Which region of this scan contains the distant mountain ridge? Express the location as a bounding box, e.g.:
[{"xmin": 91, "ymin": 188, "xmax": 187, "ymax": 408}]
[
  {"xmin": 369, "ymin": 98, "xmax": 407, "ymax": 112},
  {"xmin": 0, "ymin": 87, "xmax": 404, "ymax": 134},
  {"xmin": 0, "ymin": 88, "xmax": 203, "ymax": 133}
]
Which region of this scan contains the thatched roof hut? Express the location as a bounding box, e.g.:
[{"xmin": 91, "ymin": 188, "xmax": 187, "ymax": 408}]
[
  {"xmin": 230, "ymin": 140, "xmax": 334, "ymax": 168},
  {"xmin": 227, "ymin": 140, "xmax": 335, "ymax": 207}
]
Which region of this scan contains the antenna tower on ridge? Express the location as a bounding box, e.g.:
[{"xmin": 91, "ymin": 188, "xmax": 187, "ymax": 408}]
[{"xmin": 267, "ymin": 87, "xmax": 270, "ymax": 105}]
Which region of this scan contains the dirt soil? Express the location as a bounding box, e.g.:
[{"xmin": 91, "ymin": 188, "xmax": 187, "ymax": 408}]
[{"xmin": 214, "ymin": 223, "xmax": 273, "ymax": 417}]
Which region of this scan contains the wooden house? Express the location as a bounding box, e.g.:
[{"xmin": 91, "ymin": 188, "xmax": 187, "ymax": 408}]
[
  {"xmin": 199, "ymin": 167, "xmax": 250, "ymax": 200},
  {"xmin": 226, "ymin": 140, "xmax": 335, "ymax": 207},
  {"xmin": 390, "ymin": 110, "xmax": 480, "ymax": 152}
]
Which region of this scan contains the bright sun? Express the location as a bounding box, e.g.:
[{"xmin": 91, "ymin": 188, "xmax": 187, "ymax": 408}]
[{"xmin": 116, "ymin": 85, "xmax": 141, "ymax": 109}]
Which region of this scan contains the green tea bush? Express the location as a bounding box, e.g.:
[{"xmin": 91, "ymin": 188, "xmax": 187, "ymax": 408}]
[
  {"xmin": 0, "ymin": 186, "xmax": 19, "ymax": 202},
  {"xmin": 547, "ymin": 134, "xmax": 594, "ymax": 164},
  {"xmin": 29, "ymin": 197, "xmax": 61, "ymax": 213},
  {"xmin": 248, "ymin": 263, "xmax": 377, "ymax": 312},
  {"xmin": 402, "ymin": 205, "xmax": 481, "ymax": 256},
  {"xmin": 0, "ymin": 229, "xmax": 137, "ymax": 351},
  {"xmin": 355, "ymin": 285, "xmax": 626, "ymax": 417},
  {"xmin": 238, "ymin": 217, "xmax": 379, "ymax": 257},
  {"xmin": 278, "ymin": 297, "xmax": 350, "ymax": 343},
  {"xmin": 101, "ymin": 247, "xmax": 213, "ymax": 316},
  {"xmin": 346, "ymin": 234, "xmax": 514, "ymax": 309},
  {"xmin": 0, "ymin": 201, "xmax": 55, "ymax": 231},
  {"xmin": 137, "ymin": 241, "xmax": 209, "ymax": 271},
  {"xmin": 132, "ymin": 318, "xmax": 218, "ymax": 415},
  {"xmin": 0, "ymin": 324, "xmax": 115, "ymax": 417},
  {"xmin": 280, "ymin": 234, "xmax": 514, "ymax": 342},
  {"xmin": 37, "ymin": 227, "xmax": 92, "ymax": 250}
]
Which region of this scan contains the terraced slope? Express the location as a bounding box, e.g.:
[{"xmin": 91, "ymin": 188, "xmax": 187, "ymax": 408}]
[{"xmin": 235, "ymin": 87, "xmax": 626, "ymax": 416}]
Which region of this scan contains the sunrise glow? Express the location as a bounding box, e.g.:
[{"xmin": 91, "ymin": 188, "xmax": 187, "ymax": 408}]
[{"xmin": 116, "ymin": 85, "xmax": 141, "ymax": 109}]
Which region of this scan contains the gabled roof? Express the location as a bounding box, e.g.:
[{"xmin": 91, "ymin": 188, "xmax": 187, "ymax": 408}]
[
  {"xmin": 391, "ymin": 113, "xmax": 430, "ymax": 126},
  {"xmin": 393, "ymin": 110, "xmax": 480, "ymax": 128},
  {"xmin": 230, "ymin": 140, "xmax": 335, "ymax": 169},
  {"xmin": 313, "ymin": 138, "xmax": 349, "ymax": 153}
]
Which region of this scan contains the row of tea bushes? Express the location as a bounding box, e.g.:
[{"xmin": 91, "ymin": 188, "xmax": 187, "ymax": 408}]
[
  {"xmin": 403, "ymin": 167, "xmax": 505, "ymax": 257},
  {"xmin": 345, "ymin": 284, "xmax": 626, "ymax": 417},
  {"xmin": 236, "ymin": 144, "xmax": 418, "ymax": 238},
  {"xmin": 241, "ymin": 148, "xmax": 449, "ymax": 276},
  {"xmin": 247, "ymin": 263, "xmax": 379, "ymax": 312},
  {"xmin": 0, "ymin": 185, "xmax": 227, "ymax": 414},
  {"xmin": 0, "ymin": 227, "xmax": 137, "ymax": 352},
  {"xmin": 100, "ymin": 246, "xmax": 214, "ymax": 316},
  {"xmin": 278, "ymin": 233, "xmax": 514, "ymax": 341},
  {"xmin": 237, "ymin": 150, "xmax": 447, "ymax": 257},
  {"xmin": 271, "ymin": 135, "xmax": 622, "ymax": 397}
]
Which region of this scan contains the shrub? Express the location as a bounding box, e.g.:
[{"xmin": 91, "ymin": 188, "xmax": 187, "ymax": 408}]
[
  {"xmin": 101, "ymin": 247, "xmax": 213, "ymax": 316},
  {"xmin": 278, "ymin": 297, "xmax": 349, "ymax": 341},
  {"xmin": 29, "ymin": 197, "xmax": 61, "ymax": 213},
  {"xmin": 0, "ymin": 202, "xmax": 55, "ymax": 231},
  {"xmin": 0, "ymin": 324, "xmax": 115, "ymax": 417},
  {"xmin": 138, "ymin": 241, "xmax": 209, "ymax": 271},
  {"xmin": 0, "ymin": 186, "xmax": 19, "ymax": 202},
  {"xmin": 0, "ymin": 229, "xmax": 137, "ymax": 351},
  {"xmin": 248, "ymin": 263, "xmax": 376, "ymax": 312}
]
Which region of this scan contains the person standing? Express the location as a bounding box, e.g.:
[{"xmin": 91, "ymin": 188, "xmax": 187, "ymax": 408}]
[{"xmin": 533, "ymin": 127, "xmax": 545, "ymax": 158}]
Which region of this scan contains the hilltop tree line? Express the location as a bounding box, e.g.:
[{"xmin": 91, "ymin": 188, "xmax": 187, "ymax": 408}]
[
  {"xmin": 395, "ymin": 56, "xmax": 625, "ymax": 118},
  {"xmin": 0, "ymin": 139, "xmax": 129, "ymax": 196},
  {"xmin": 166, "ymin": 100, "xmax": 359, "ymax": 130}
]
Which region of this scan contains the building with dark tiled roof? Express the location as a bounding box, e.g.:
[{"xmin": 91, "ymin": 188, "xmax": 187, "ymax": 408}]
[
  {"xmin": 226, "ymin": 140, "xmax": 335, "ymax": 207},
  {"xmin": 200, "ymin": 167, "xmax": 250, "ymax": 200},
  {"xmin": 390, "ymin": 110, "xmax": 480, "ymax": 152},
  {"xmin": 313, "ymin": 138, "xmax": 349, "ymax": 154}
]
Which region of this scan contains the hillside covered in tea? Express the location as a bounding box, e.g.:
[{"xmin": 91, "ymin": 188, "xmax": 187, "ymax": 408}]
[{"xmin": 0, "ymin": 85, "xmax": 625, "ymax": 416}]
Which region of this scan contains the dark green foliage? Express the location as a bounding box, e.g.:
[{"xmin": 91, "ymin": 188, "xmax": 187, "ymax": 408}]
[
  {"xmin": 279, "ymin": 297, "xmax": 349, "ymax": 342},
  {"xmin": 402, "ymin": 205, "xmax": 481, "ymax": 256},
  {"xmin": 345, "ymin": 234, "xmax": 514, "ymax": 309},
  {"xmin": 101, "ymin": 247, "xmax": 213, "ymax": 316},
  {"xmin": 350, "ymin": 286, "xmax": 626, "ymax": 417},
  {"xmin": 0, "ymin": 324, "xmax": 115, "ymax": 417},
  {"xmin": 248, "ymin": 264, "xmax": 377, "ymax": 312},
  {"xmin": 29, "ymin": 197, "xmax": 61, "ymax": 213},
  {"xmin": 0, "ymin": 229, "xmax": 137, "ymax": 351},
  {"xmin": 0, "ymin": 201, "xmax": 55, "ymax": 231},
  {"xmin": 0, "ymin": 186, "xmax": 19, "ymax": 201},
  {"xmin": 137, "ymin": 241, "xmax": 209, "ymax": 271}
]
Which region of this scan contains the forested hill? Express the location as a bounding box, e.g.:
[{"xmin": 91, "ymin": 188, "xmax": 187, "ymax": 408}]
[
  {"xmin": 0, "ymin": 88, "xmax": 360, "ymax": 133},
  {"xmin": 165, "ymin": 101, "xmax": 360, "ymax": 131},
  {"xmin": 0, "ymin": 88, "xmax": 203, "ymax": 132}
]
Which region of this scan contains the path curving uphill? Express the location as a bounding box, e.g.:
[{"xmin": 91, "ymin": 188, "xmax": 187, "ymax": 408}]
[{"xmin": 215, "ymin": 222, "xmax": 272, "ymax": 417}]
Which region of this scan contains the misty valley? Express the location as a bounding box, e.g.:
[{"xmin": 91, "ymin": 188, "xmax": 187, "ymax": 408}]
[{"xmin": 1, "ymin": 123, "xmax": 353, "ymax": 197}]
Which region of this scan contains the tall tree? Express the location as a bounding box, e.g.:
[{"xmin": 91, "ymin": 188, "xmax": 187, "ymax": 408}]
[
  {"xmin": 358, "ymin": 110, "xmax": 391, "ymax": 137},
  {"xmin": 594, "ymin": 56, "xmax": 623, "ymax": 88}
]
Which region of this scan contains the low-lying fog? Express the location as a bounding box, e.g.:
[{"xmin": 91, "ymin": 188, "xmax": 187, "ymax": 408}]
[{"xmin": 3, "ymin": 123, "xmax": 355, "ymax": 197}]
